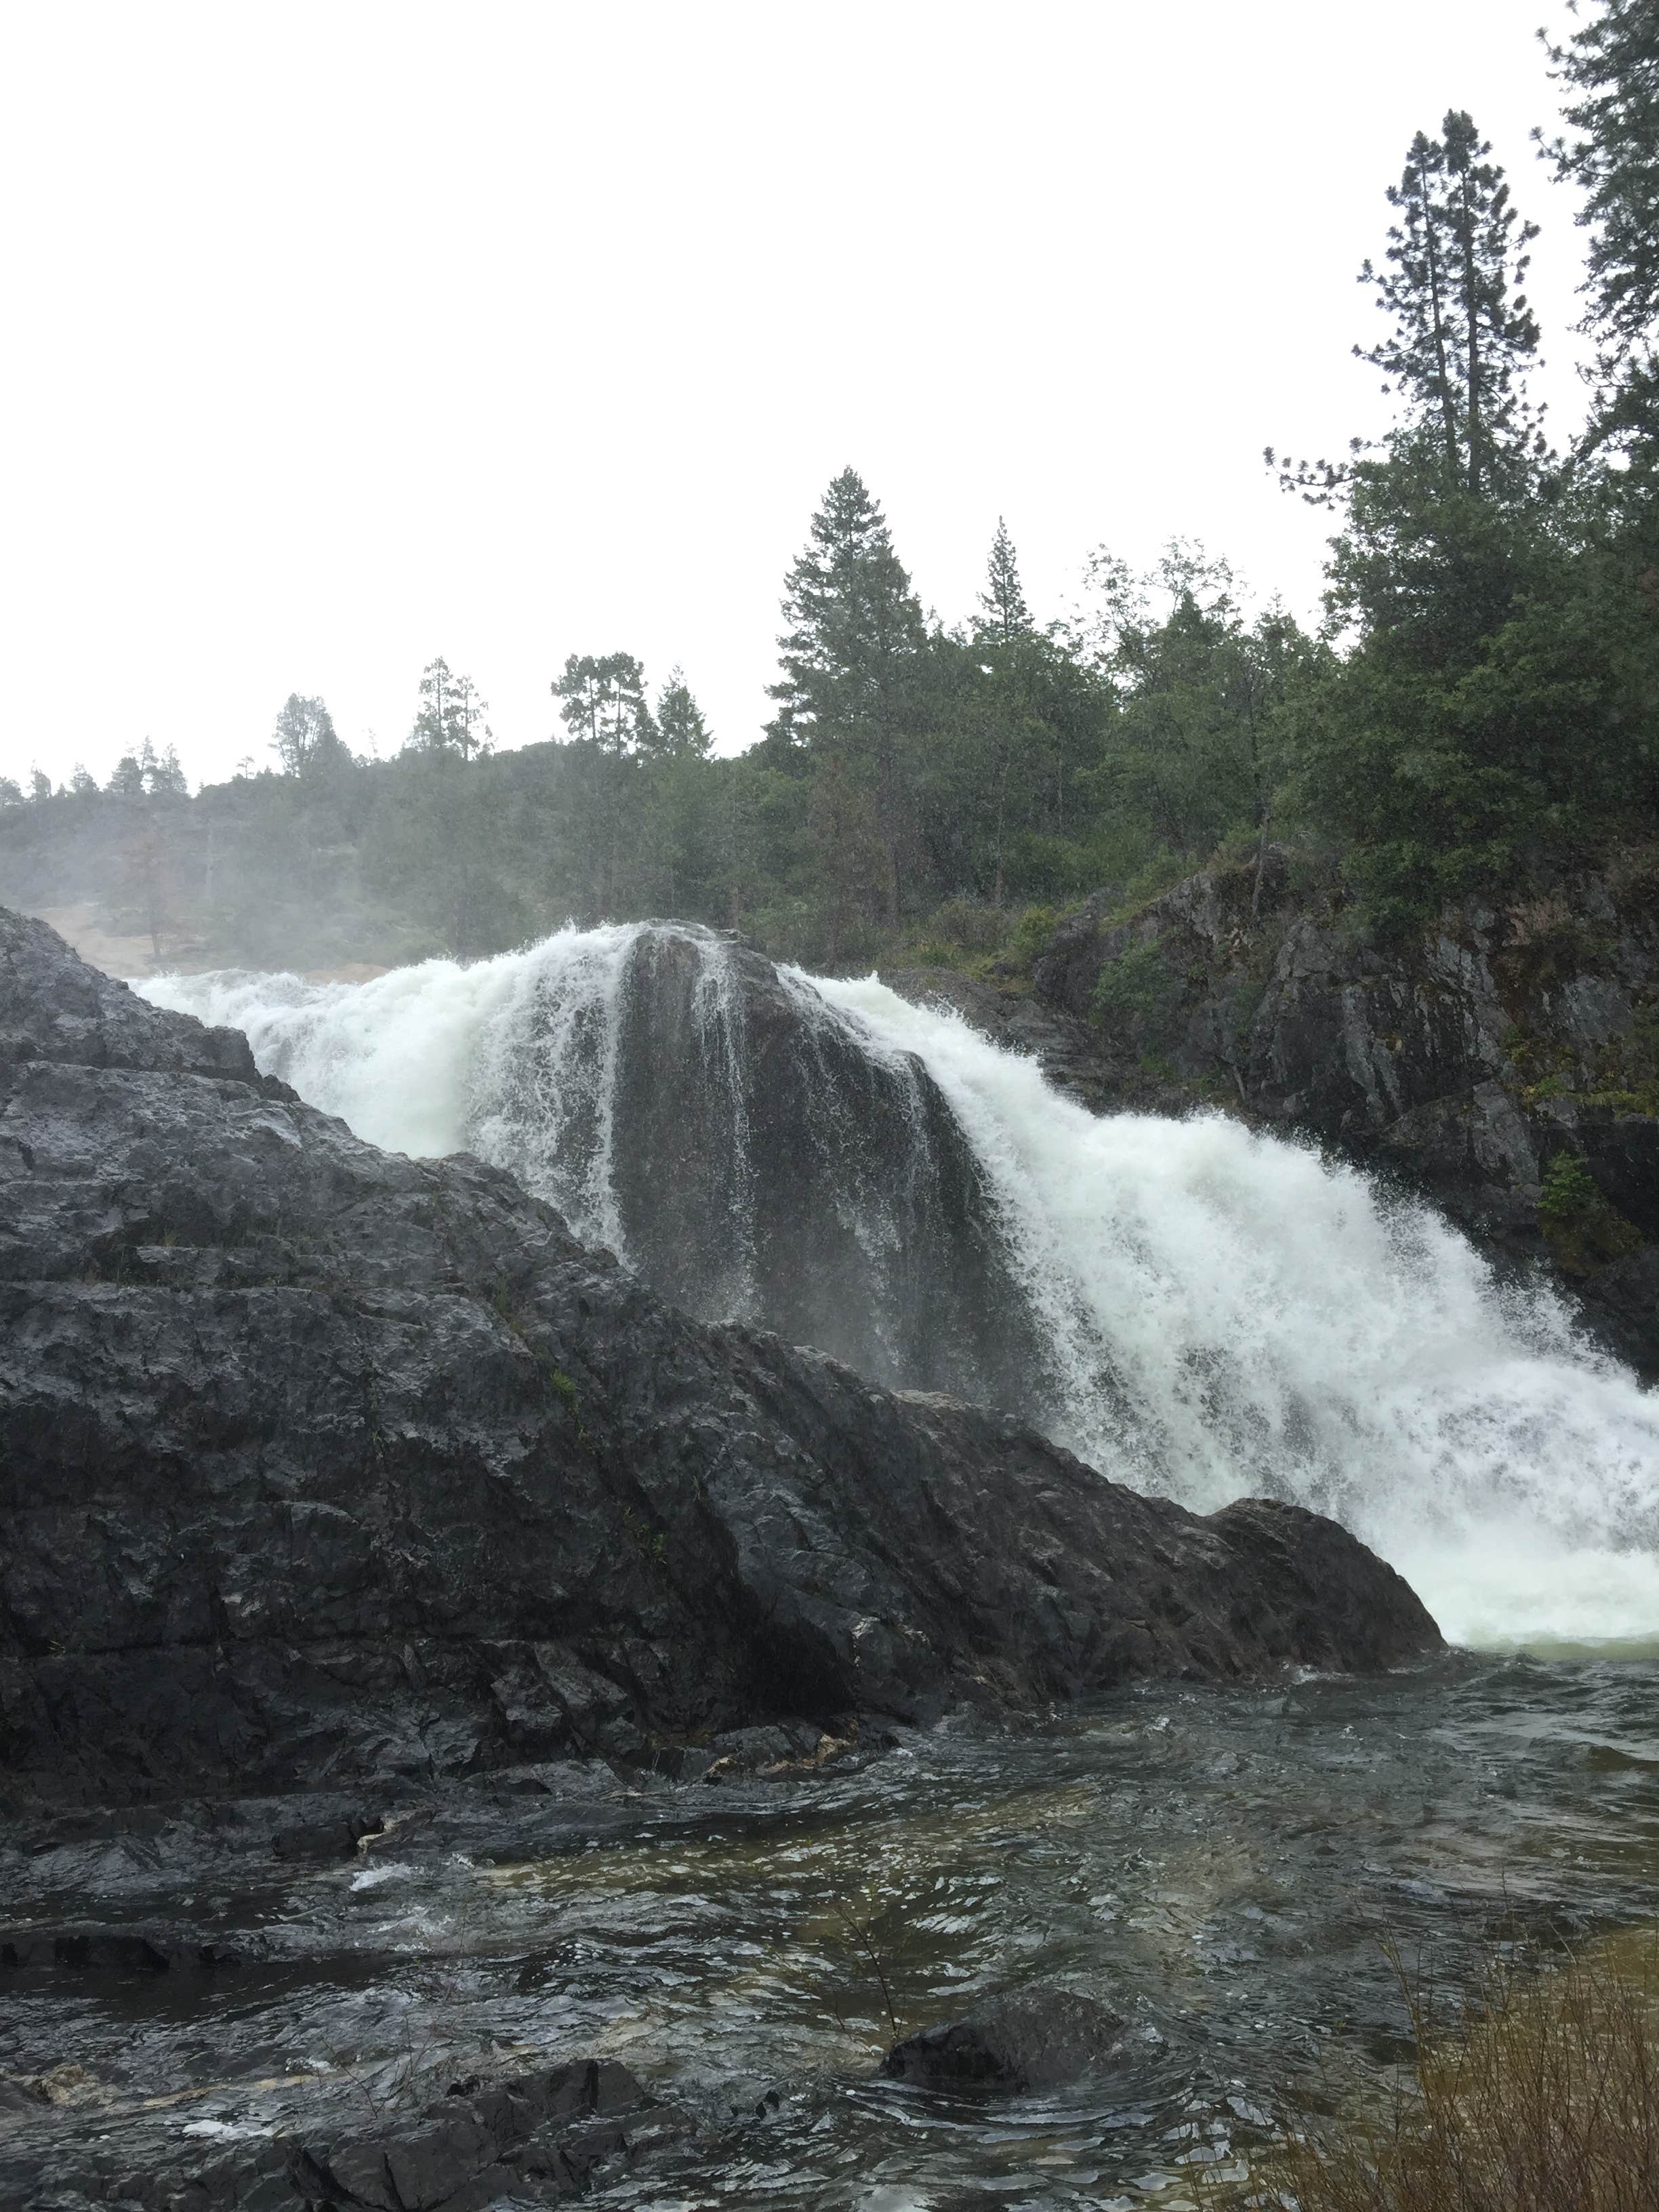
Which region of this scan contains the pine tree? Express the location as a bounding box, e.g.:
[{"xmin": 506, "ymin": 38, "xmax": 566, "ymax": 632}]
[
  {"xmin": 766, "ymin": 468, "xmax": 926, "ymax": 749},
  {"xmin": 1541, "ymin": 0, "xmax": 1659, "ymax": 456},
  {"xmin": 550, "ymin": 653, "xmax": 656, "ymax": 755},
  {"xmin": 409, "ymin": 659, "xmax": 492, "ymax": 758},
  {"xmin": 653, "ymin": 667, "xmax": 713, "ymax": 758},
  {"xmin": 975, "ymin": 517, "xmax": 1033, "ymax": 643},
  {"xmin": 142, "ymin": 743, "xmax": 188, "ymax": 798},
  {"xmin": 1275, "ymin": 112, "xmax": 1544, "ymax": 505},
  {"xmin": 1355, "ymin": 111, "xmax": 1543, "ymax": 497},
  {"xmin": 766, "ymin": 468, "xmax": 926, "ymax": 924}
]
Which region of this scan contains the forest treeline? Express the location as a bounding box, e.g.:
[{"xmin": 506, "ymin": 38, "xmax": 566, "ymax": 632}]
[{"xmin": 3, "ymin": 1, "xmax": 1656, "ymax": 975}]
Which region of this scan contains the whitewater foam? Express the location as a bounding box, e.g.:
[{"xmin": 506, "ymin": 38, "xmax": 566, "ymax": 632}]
[{"xmin": 144, "ymin": 930, "xmax": 1659, "ymax": 1649}]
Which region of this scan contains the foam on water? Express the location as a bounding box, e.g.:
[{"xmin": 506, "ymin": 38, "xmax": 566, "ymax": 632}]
[{"xmin": 145, "ymin": 933, "xmax": 1659, "ymax": 1650}]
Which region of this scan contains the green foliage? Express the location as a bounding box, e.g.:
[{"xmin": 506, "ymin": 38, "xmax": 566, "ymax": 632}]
[
  {"xmin": 272, "ymin": 694, "xmax": 350, "ymax": 779},
  {"xmin": 1542, "ymin": 0, "xmax": 1659, "ymax": 466},
  {"xmin": 1537, "ymin": 1149, "xmax": 1643, "ymax": 1274},
  {"xmin": 1092, "ymin": 940, "xmax": 1185, "ymax": 1046},
  {"xmin": 1269, "ymin": 95, "xmax": 1659, "ymax": 927},
  {"xmin": 1006, "ymin": 903, "xmax": 1060, "ymax": 970},
  {"xmin": 408, "ymin": 659, "xmax": 491, "ymax": 760}
]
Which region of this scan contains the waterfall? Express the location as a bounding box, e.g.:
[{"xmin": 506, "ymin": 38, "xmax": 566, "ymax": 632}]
[{"xmin": 145, "ymin": 926, "xmax": 1659, "ymax": 1650}]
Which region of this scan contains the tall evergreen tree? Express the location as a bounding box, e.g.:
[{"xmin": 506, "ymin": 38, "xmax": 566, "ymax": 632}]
[
  {"xmin": 653, "ymin": 667, "xmax": 713, "ymax": 757},
  {"xmin": 1541, "ymin": 0, "xmax": 1659, "ymax": 458},
  {"xmin": 1276, "ymin": 112, "xmax": 1544, "ymax": 506},
  {"xmin": 766, "ymin": 468, "xmax": 927, "ymax": 924},
  {"xmin": 1357, "ymin": 111, "xmax": 1544, "ymax": 497},
  {"xmin": 551, "ymin": 653, "xmax": 656, "ymax": 754},
  {"xmin": 974, "ymin": 517, "xmax": 1033, "ymax": 643},
  {"xmin": 766, "ymin": 468, "xmax": 926, "ymax": 749},
  {"xmin": 409, "ymin": 659, "xmax": 491, "ymax": 758}
]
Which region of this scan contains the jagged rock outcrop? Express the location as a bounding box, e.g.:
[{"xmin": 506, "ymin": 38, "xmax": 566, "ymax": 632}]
[
  {"xmin": 896, "ymin": 849, "xmax": 1659, "ymax": 1376},
  {"xmin": 0, "ymin": 906, "xmax": 1438, "ymax": 1807}
]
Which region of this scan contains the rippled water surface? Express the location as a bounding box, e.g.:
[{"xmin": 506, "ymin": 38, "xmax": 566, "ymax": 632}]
[{"xmin": 5, "ymin": 1652, "xmax": 1658, "ymax": 2207}]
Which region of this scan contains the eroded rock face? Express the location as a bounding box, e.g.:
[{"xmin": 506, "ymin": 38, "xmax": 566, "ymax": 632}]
[
  {"xmin": 905, "ymin": 855, "xmax": 1659, "ymax": 1376},
  {"xmin": 0, "ymin": 907, "xmax": 1439, "ymax": 1808}
]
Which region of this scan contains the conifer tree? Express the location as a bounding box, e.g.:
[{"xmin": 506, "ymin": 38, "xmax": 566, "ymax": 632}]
[
  {"xmin": 551, "ymin": 653, "xmax": 656, "ymax": 755},
  {"xmin": 975, "ymin": 517, "xmax": 1033, "ymax": 643},
  {"xmin": 766, "ymin": 468, "xmax": 926, "ymax": 750},
  {"xmin": 766, "ymin": 468, "xmax": 926, "ymax": 924},
  {"xmin": 1275, "ymin": 112, "xmax": 1544, "ymax": 504},
  {"xmin": 1541, "ymin": 0, "xmax": 1659, "ymax": 457},
  {"xmin": 1357, "ymin": 111, "xmax": 1543, "ymax": 497},
  {"xmin": 653, "ymin": 667, "xmax": 713, "ymax": 757},
  {"xmin": 409, "ymin": 659, "xmax": 491, "ymax": 758}
]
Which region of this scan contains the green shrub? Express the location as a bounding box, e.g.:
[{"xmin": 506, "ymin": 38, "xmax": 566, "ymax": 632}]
[
  {"xmin": 1537, "ymin": 1152, "xmax": 1643, "ymax": 1275},
  {"xmin": 1092, "ymin": 940, "xmax": 1187, "ymax": 1047}
]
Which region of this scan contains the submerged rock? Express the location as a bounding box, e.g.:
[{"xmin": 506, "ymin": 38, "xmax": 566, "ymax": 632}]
[
  {"xmin": 0, "ymin": 906, "xmax": 1440, "ymax": 1809},
  {"xmin": 882, "ymin": 1984, "xmax": 1130, "ymax": 2094}
]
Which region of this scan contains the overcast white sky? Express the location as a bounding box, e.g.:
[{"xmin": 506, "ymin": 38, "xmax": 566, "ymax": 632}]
[{"xmin": 1, "ymin": 1, "xmax": 1590, "ymax": 790}]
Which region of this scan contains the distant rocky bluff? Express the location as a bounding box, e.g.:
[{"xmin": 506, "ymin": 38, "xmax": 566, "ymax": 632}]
[{"xmin": 0, "ymin": 905, "xmax": 1435, "ymax": 1809}]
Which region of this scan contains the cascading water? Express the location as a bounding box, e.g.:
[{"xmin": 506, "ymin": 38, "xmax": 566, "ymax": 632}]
[{"xmin": 146, "ymin": 924, "xmax": 1659, "ymax": 1650}]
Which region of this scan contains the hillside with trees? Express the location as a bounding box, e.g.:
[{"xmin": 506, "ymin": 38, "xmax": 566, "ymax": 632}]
[{"xmin": 3, "ymin": 3, "xmax": 1656, "ymax": 985}]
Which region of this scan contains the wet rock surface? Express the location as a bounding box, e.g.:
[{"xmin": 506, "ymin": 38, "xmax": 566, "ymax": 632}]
[
  {"xmin": 882, "ymin": 1984, "xmax": 1132, "ymax": 2093},
  {"xmin": 608, "ymin": 926, "xmax": 1048, "ymax": 1412},
  {"xmin": 0, "ymin": 903, "xmax": 1438, "ymax": 1814},
  {"xmin": 8, "ymin": 2055, "xmax": 693, "ymax": 2210}
]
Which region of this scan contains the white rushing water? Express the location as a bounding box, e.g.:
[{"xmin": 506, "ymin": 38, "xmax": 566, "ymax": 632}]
[{"xmin": 146, "ymin": 928, "xmax": 1659, "ymax": 1651}]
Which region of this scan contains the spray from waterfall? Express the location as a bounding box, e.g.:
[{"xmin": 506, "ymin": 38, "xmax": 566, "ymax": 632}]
[{"xmin": 146, "ymin": 926, "xmax": 1659, "ymax": 1650}]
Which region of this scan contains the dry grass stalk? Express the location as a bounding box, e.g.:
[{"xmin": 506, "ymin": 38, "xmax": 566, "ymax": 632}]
[{"xmin": 1245, "ymin": 1929, "xmax": 1659, "ymax": 2212}]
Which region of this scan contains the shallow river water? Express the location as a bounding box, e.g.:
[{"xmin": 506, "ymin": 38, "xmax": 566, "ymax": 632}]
[{"xmin": 4, "ymin": 1649, "xmax": 1657, "ymax": 2208}]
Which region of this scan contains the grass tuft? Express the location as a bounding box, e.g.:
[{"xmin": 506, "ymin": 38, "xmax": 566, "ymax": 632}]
[{"xmin": 1240, "ymin": 1929, "xmax": 1659, "ymax": 2212}]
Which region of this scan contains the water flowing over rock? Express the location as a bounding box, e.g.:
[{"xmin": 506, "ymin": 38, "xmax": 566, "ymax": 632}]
[
  {"xmin": 1025, "ymin": 853, "xmax": 1659, "ymax": 1377},
  {"xmin": 145, "ymin": 919, "xmax": 1659, "ymax": 1650},
  {"xmin": 0, "ymin": 906, "xmax": 1441, "ymax": 1808}
]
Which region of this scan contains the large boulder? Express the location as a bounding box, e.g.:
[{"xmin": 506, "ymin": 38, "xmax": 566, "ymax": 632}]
[{"xmin": 0, "ymin": 907, "xmax": 1440, "ymax": 1807}]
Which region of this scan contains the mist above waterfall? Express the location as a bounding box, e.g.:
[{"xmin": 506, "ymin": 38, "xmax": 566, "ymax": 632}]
[{"xmin": 146, "ymin": 922, "xmax": 1659, "ymax": 1650}]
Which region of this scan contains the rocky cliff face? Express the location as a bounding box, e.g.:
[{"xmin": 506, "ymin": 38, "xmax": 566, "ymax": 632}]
[
  {"xmin": 0, "ymin": 907, "xmax": 1437, "ymax": 1810},
  {"xmin": 896, "ymin": 848, "xmax": 1659, "ymax": 1378}
]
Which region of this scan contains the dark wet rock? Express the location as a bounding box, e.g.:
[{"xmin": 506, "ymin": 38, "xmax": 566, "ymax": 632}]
[
  {"xmin": 13, "ymin": 2057, "xmax": 694, "ymax": 2210},
  {"xmin": 270, "ymin": 1815, "xmax": 375, "ymax": 1862},
  {"xmin": 882, "ymin": 1984, "xmax": 1129, "ymax": 2094},
  {"xmin": 0, "ymin": 905, "xmax": 1439, "ymax": 1810},
  {"xmin": 0, "ymin": 1924, "xmax": 245, "ymax": 1975},
  {"xmin": 590, "ymin": 925, "xmax": 1049, "ymax": 1412},
  {"xmin": 893, "ymin": 852, "xmax": 1659, "ymax": 1375}
]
